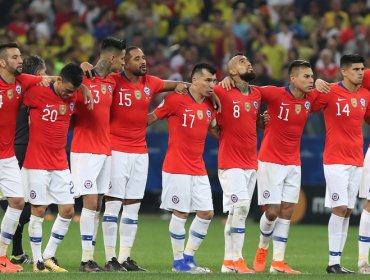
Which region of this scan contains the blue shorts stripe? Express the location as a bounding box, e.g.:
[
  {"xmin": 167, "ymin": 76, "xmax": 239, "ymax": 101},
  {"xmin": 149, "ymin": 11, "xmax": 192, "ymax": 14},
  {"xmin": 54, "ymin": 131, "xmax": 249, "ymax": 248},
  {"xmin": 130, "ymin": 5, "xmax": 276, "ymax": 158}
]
[
  {"xmin": 122, "ymin": 218, "xmax": 138, "ymax": 225},
  {"xmin": 30, "ymin": 237, "xmax": 42, "ymax": 243},
  {"xmin": 51, "ymin": 232, "xmax": 64, "ymax": 240},
  {"xmin": 170, "ymin": 232, "xmax": 185, "ymax": 240},
  {"xmin": 230, "ymin": 227, "xmax": 245, "ymax": 234},
  {"xmin": 272, "ymin": 236, "xmax": 288, "ymax": 242},
  {"xmin": 81, "ymin": 235, "xmax": 93, "ymax": 241},
  {"xmin": 359, "ymin": 235, "xmax": 370, "ymax": 242},
  {"xmin": 102, "ymin": 216, "xmax": 118, "ymax": 223},
  {"xmin": 1, "ymin": 232, "xmax": 13, "ymax": 240},
  {"xmin": 190, "ymin": 230, "xmax": 205, "ymax": 240}
]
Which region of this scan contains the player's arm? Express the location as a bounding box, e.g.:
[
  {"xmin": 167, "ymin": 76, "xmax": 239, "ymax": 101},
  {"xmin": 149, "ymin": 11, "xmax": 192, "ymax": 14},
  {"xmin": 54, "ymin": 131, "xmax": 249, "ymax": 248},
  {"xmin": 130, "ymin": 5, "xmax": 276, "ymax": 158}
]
[
  {"xmin": 208, "ymin": 119, "xmax": 220, "ymax": 139},
  {"xmin": 162, "ymin": 80, "xmax": 191, "ymax": 94},
  {"xmin": 147, "ymin": 111, "xmax": 159, "ymax": 126},
  {"xmin": 314, "ymin": 79, "xmax": 332, "ymax": 93},
  {"xmin": 257, "ymin": 110, "xmax": 270, "ymax": 129},
  {"xmin": 80, "ymin": 84, "xmax": 94, "ymax": 110},
  {"xmin": 219, "ymin": 76, "xmax": 235, "ymax": 91}
]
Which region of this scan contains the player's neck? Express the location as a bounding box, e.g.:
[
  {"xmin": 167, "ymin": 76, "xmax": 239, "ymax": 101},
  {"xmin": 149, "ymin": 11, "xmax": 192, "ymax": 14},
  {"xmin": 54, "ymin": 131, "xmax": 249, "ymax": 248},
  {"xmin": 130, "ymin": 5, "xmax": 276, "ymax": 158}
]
[
  {"xmin": 188, "ymin": 87, "xmax": 205, "ymax": 103},
  {"xmin": 0, "ymin": 70, "xmax": 16, "ymax": 84},
  {"xmin": 341, "ymin": 79, "xmax": 360, "ymax": 92},
  {"xmin": 235, "ymin": 80, "xmax": 250, "ymax": 95},
  {"xmin": 289, "ymin": 84, "xmax": 305, "ymax": 99},
  {"xmin": 94, "ymin": 60, "xmax": 111, "ymax": 78},
  {"xmin": 124, "ymin": 71, "xmax": 140, "ymax": 83}
]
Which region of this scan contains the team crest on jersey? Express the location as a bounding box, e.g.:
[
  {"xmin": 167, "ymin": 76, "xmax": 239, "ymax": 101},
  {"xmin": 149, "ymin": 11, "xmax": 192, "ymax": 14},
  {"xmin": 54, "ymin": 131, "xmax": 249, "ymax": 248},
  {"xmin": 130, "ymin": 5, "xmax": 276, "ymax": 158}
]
[
  {"xmin": 134, "ymin": 90, "xmax": 142, "ymax": 100},
  {"xmin": 332, "ymin": 193, "xmax": 339, "ymax": 201},
  {"xmin": 69, "ymin": 102, "xmax": 75, "ymax": 112},
  {"xmin": 172, "ymin": 196, "xmax": 179, "ymax": 204},
  {"xmin": 206, "ymin": 109, "xmax": 212, "ymax": 118},
  {"xmin": 304, "ymin": 101, "xmax": 310, "ymax": 110},
  {"xmin": 253, "ymin": 100, "xmax": 258, "ymax": 109},
  {"xmin": 7, "ymin": 89, "xmax": 14, "ymax": 100},
  {"xmin": 101, "ymin": 84, "xmax": 107, "ymax": 94},
  {"xmin": 15, "ymin": 85, "xmax": 22, "ymax": 94},
  {"xmin": 59, "ymin": 105, "xmax": 67, "ymax": 115},
  {"xmin": 231, "ymin": 194, "xmax": 238, "ymax": 203},
  {"xmin": 351, "ymin": 98, "xmax": 357, "ymax": 108},
  {"xmin": 84, "ymin": 180, "xmax": 93, "ymax": 189},
  {"xmin": 144, "ymin": 86, "xmax": 150, "ymax": 96},
  {"xmin": 295, "ymin": 104, "xmax": 301, "ymax": 114},
  {"xmin": 108, "ymin": 84, "xmax": 113, "ymax": 93},
  {"xmin": 197, "ymin": 110, "xmax": 203, "ymax": 120},
  {"xmin": 30, "ymin": 190, "xmax": 36, "ymax": 199},
  {"xmin": 360, "ymin": 97, "xmax": 366, "ymax": 107},
  {"xmin": 244, "ymin": 102, "xmax": 251, "ymax": 112}
]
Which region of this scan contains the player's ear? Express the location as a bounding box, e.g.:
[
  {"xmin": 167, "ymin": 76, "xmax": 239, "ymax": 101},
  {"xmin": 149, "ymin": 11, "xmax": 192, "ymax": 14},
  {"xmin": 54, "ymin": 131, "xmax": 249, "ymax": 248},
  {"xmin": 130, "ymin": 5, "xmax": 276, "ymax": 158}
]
[{"xmin": 0, "ymin": 58, "xmax": 5, "ymax": 68}]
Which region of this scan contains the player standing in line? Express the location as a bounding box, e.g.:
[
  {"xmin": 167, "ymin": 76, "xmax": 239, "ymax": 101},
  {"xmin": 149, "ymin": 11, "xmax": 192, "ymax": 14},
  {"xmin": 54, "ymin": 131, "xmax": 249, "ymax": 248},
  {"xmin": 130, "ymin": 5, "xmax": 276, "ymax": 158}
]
[
  {"xmin": 101, "ymin": 46, "xmax": 192, "ymax": 271},
  {"xmin": 0, "ymin": 43, "xmax": 49, "ymax": 273},
  {"xmin": 147, "ymin": 63, "xmax": 217, "ymax": 273},
  {"xmin": 22, "ymin": 63, "xmax": 84, "ymax": 272},
  {"xmin": 312, "ymin": 55, "xmax": 370, "ymax": 274},
  {"xmin": 213, "ymin": 54, "xmax": 261, "ymax": 274},
  {"xmin": 71, "ymin": 37, "xmax": 127, "ymax": 272}
]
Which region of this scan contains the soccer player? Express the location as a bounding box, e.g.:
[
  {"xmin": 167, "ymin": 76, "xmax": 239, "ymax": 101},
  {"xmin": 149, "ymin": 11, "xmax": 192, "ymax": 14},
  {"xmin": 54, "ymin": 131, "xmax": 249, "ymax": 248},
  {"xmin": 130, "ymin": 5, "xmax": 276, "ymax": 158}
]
[
  {"xmin": 0, "ymin": 43, "xmax": 47, "ymax": 273},
  {"xmin": 311, "ymin": 54, "xmax": 370, "ymax": 274},
  {"xmin": 22, "ymin": 63, "xmax": 84, "ymax": 273},
  {"xmin": 147, "ymin": 63, "xmax": 217, "ymax": 273},
  {"xmin": 101, "ymin": 46, "xmax": 190, "ymax": 271},
  {"xmin": 253, "ymin": 60, "xmax": 322, "ymax": 274},
  {"xmin": 71, "ymin": 37, "xmax": 126, "ymax": 272},
  {"xmin": 358, "ymin": 69, "xmax": 370, "ymax": 274},
  {"xmin": 214, "ymin": 55, "xmax": 261, "ymax": 274}
]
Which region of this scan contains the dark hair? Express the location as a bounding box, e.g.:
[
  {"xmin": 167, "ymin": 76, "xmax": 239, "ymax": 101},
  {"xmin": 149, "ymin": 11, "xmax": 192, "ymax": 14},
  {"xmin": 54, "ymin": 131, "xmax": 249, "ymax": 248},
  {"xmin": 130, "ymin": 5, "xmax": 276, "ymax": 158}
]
[
  {"xmin": 60, "ymin": 63, "xmax": 83, "ymax": 88},
  {"xmin": 23, "ymin": 55, "xmax": 45, "ymax": 75},
  {"xmin": 288, "ymin": 60, "xmax": 311, "ymax": 75},
  {"xmin": 101, "ymin": 37, "xmax": 126, "ymax": 53},
  {"xmin": 124, "ymin": 46, "xmax": 140, "ymax": 61},
  {"xmin": 190, "ymin": 63, "xmax": 216, "ymax": 79},
  {"xmin": 340, "ymin": 54, "xmax": 365, "ymax": 67},
  {"xmin": 0, "ymin": 42, "xmax": 20, "ymax": 58}
]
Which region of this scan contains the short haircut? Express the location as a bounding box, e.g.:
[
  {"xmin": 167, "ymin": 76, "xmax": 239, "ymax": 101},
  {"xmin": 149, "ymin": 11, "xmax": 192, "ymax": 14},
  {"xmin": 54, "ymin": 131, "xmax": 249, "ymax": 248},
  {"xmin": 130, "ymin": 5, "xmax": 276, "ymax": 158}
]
[
  {"xmin": 0, "ymin": 42, "xmax": 20, "ymax": 59},
  {"xmin": 340, "ymin": 54, "xmax": 365, "ymax": 68},
  {"xmin": 288, "ymin": 60, "xmax": 311, "ymax": 75},
  {"xmin": 124, "ymin": 46, "xmax": 140, "ymax": 61},
  {"xmin": 23, "ymin": 55, "xmax": 45, "ymax": 75},
  {"xmin": 60, "ymin": 63, "xmax": 83, "ymax": 88},
  {"xmin": 190, "ymin": 63, "xmax": 216, "ymax": 79},
  {"xmin": 229, "ymin": 52, "xmax": 245, "ymax": 61},
  {"xmin": 101, "ymin": 37, "xmax": 126, "ymax": 54}
]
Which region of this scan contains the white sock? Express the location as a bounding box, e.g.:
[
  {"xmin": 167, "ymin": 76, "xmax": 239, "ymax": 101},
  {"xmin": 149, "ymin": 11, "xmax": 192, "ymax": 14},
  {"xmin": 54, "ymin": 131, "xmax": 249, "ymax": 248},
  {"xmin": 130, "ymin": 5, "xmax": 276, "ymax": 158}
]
[
  {"xmin": 0, "ymin": 207, "xmax": 22, "ymax": 256},
  {"xmin": 272, "ymin": 218, "xmax": 290, "ymax": 261},
  {"xmin": 359, "ymin": 209, "xmax": 370, "ymax": 267},
  {"xmin": 258, "ymin": 212, "xmax": 276, "ymax": 249},
  {"xmin": 118, "ymin": 203, "xmax": 140, "ymax": 263},
  {"xmin": 102, "ymin": 201, "xmax": 121, "ymax": 262},
  {"xmin": 340, "ymin": 217, "xmax": 349, "ymax": 256},
  {"xmin": 169, "ymin": 214, "xmax": 187, "ymax": 260},
  {"xmin": 224, "ymin": 214, "xmax": 233, "ymax": 261},
  {"xmin": 29, "ymin": 215, "xmax": 44, "ymax": 262},
  {"xmin": 184, "ymin": 216, "xmax": 211, "ymax": 257},
  {"xmin": 80, "ymin": 208, "xmax": 96, "ymax": 262},
  {"xmin": 92, "ymin": 211, "xmax": 100, "ymax": 256},
  {"xmin": 230, "ymin": 201, "xmax": 249, "ymax": 260},
  {"xmin": 328, "ymin": 213, "xmax": 344, "ymax": 266},
  {"xmin": 43, "ymin": 214, "xmax": 71, "ymax": 260}
]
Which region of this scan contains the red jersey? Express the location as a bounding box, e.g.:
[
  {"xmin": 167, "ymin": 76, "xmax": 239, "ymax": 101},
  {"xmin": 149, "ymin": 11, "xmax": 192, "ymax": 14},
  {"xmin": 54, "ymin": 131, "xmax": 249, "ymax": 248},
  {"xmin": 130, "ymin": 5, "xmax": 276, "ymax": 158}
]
[
  {"xmin": 154, "ymin": 93, "xmax": 216, "ymax": 175},
  {"xmin": 363, "ymin": 69, "xmax": 370, "ymax": 91},
  {"xmin": 312, "ymin": 82, "xmax": 370, "ymax": 166},
  {"xmin": 110, "ymin": 73, "xmax": 164, "ymax": 153},
  {"xmin": 71, "ymin": 75, "xmax": 116, "ymax": 155},
  {"xmin": 0, "ymin": 74, "xmax": 42, "ymax": 159},
  {"xmin": 23, "ymin": 84, "xmax": 76, "ymax": 170},
  {"xmin": 214, "ymin": 85, "xmax": 261, "ymax": 169},
  {"xmin": 258, "ymin": 86, "xmax": 319, "ymax": 166}
]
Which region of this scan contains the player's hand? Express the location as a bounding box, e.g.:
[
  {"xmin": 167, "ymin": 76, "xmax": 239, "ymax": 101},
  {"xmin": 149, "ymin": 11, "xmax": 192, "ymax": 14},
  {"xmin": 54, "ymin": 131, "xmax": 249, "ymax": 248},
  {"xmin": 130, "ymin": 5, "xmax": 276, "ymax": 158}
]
[
  {"xmin": 174, "ymin": 83, "xmax": 189, "ymax": 94},
  {"xmin": 210, "ymin": 92, "xmax": 221, "ymax": 113},
  {"xmin": 80, "ymin": 62, "xmax": 95, "ymax": 79},
  {"xmin": 220, "ymin": 76, "xmax": 235, "ymax": 91},
  {"xmin": 38, "ymin": 76, "xmax": 52, "ymax": 87},
  {"xmin": 315, "ymin": 79, "xmax": 331, "ymax": 93},
  {"xmin": 81, "ymin": 84, "xmax": 94, "ymax": 110},
  {"xmin": 262, "ymin": 110, "xmax": 270, "ymax": 125}
]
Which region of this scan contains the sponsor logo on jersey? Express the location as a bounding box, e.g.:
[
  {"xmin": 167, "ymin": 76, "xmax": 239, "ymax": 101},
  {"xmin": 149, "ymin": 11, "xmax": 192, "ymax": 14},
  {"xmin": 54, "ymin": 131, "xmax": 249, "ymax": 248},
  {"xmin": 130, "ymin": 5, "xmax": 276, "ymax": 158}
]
[
  {"xmin": 69, "ymin": 102, "xmax": 75, "ymax": 112},
  {"xmin": 206, "ymin": 109, "xmax": 212, "ymax": 118},
  {"xmin": 16, "ymin": 85, "xmax": 22, "ymax": 94},
  {"xmin": 59, "ymin": 105, "xmax": 66, "ymax": 115},
  {"xmin": 134, "ymin": 90, "xmax": 142, "ymax": 100},
  {"xmin": 84, "ymin": 180, "xmax": 93, "ymax": 189},
  {"xmin": 253, "ymin": 100, "xmax": 258, "ymax": 109},
  {"xmin": 295, "ymin": 104, "xmax": 301, "ymax": 114},
  {"xmin": 231, "ymin": 194, "xmax": 238, "ymax": 203},
  {"xmin": 172, "ymin": 196, "xmax": 179, "ymax": 204},
  {"xmin": 158, "ymin": 99, "xmax": 165, "ymax": 108},
  {"xmin": 304, "ymin": 100, "xmax": 310, "ymax": 110},
  {"xmin": 197, "ymin": 110, "xmax": 203, "ymax": 120},
  {"xmin": 101, "ymin": 84, "xmax": 107, "ymax": 94},
  {"xmin": 7, "ymin": 89, "xmax": 13, "ymax": 100},
  {"xmin": 360, "ymin": 97, "xmax": 366, "ymax": 107},
  {"xmin": 108, "ymin": 84, "xmax": 113, "ymax": 93},
  {"xmin": 351, "ymin": 98, "xmax": 357, "ymax": 108},
  {"xmin": 244, "ymin": 102, "xmax": 251, "ymax": 112},
  {"xmin": 144, "ymin": 86, "xmax": 150, "ymax": 96}
]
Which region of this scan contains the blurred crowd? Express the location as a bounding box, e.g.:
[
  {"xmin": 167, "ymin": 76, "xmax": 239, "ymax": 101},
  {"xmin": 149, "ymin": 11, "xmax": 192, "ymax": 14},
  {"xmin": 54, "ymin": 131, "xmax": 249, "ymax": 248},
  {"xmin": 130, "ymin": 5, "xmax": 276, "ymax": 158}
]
[{"xmin": 1, "ymin": 0, "xmax": 370, "ymax": 134}]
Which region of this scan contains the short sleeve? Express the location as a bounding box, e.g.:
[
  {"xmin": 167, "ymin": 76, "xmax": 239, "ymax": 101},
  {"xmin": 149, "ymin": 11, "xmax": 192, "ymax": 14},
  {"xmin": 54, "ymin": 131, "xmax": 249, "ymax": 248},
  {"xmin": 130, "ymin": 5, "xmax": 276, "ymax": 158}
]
[
  {"xmin": 17, "ymin": 74, "xmax": 43, "ymax": 91},
  {"xmin": 147, "ymin": 75, "xmax": 164, "ymax": 94},
  {"xmin": 23, "ymin": 86, "xmax": 40, "ymax": 107},
  {"xmin": 255, "ymin": 86, "xmax": 279, "ymax": 103},
  {"xmin": 310, "ymin": 89, "xmax": 330, "ymax": 112},
  {"xmin": 154, "ymin": 93, "xmax": 179, "ymax": 120}
]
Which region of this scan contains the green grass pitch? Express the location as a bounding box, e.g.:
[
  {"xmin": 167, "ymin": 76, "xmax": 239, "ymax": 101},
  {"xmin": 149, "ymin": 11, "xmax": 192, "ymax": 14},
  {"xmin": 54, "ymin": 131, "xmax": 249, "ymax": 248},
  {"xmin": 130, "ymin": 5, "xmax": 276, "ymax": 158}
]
[{"xmin": 0, "ymin": 214, "xmax": 363, "ymax": 279}]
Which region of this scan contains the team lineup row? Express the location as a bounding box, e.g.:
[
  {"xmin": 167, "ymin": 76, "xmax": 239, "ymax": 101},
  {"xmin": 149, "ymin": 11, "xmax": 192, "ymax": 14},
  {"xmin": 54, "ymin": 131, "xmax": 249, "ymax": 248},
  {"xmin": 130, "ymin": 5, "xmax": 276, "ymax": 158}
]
[{"xmin": 0, "ymin": 37, "xmax": 370, "ymax": 274}]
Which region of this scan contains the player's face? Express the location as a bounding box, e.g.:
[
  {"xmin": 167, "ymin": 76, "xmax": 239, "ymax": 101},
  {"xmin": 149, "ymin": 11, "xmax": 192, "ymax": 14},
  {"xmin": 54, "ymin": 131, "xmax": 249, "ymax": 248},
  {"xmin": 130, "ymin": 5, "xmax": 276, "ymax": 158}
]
[
  {"xmin": 194, "ymin": 70, "xmax": 217, "ymax": 98},
  {"xmin": 110, "ymin": 49, "xmax": 125, "ymax": 73},
  {"xmin": 342, "ymin": 63, "xmax": 365, "ymax": 86},
  {"xmin": 3, "ymin": 48, "xmax": 23, "ymax": 76},
  {"xmin": 235, "ymin": 56, "xmax": 256, "ymax": 82},
  {"xmin": 57, "ymin": 80, "xmax": 78, "ymax": 99},
  {"xmin": 125, "ymin": 48, "xmax": 146, "ymax": 76},
  {"xmin": 291, "ymin": 67, "xmax": 314, "ymax": 93}
]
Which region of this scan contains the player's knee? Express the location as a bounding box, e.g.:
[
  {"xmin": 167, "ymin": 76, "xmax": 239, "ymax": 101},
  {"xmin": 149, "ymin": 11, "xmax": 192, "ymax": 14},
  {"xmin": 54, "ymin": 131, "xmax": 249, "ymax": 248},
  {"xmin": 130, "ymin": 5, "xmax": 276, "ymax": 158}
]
[
  {"xmin": 32, "ymin": 206, "xmax": 47, "ymax": 218},
  {"xmin": 332, "ymin": 205, "xmax": 348, "ymax": 217},
  {"xmin": 265, "ymin": 208, "xmax": 279, "ymax": 221},
  {"xmin": 7, "ymin": 197, "xmax": 25, "ymax": 210},
  {"xmin": 197, "ymin": 210, "xmax": 214, "ymax": 220},
  {"xmin": 59, "ymin": 206, "xmax": 74, "ymax": 219},
  {"xmin": 83, "ymin": 196, "xmax": 98, "ymax": 211}
]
